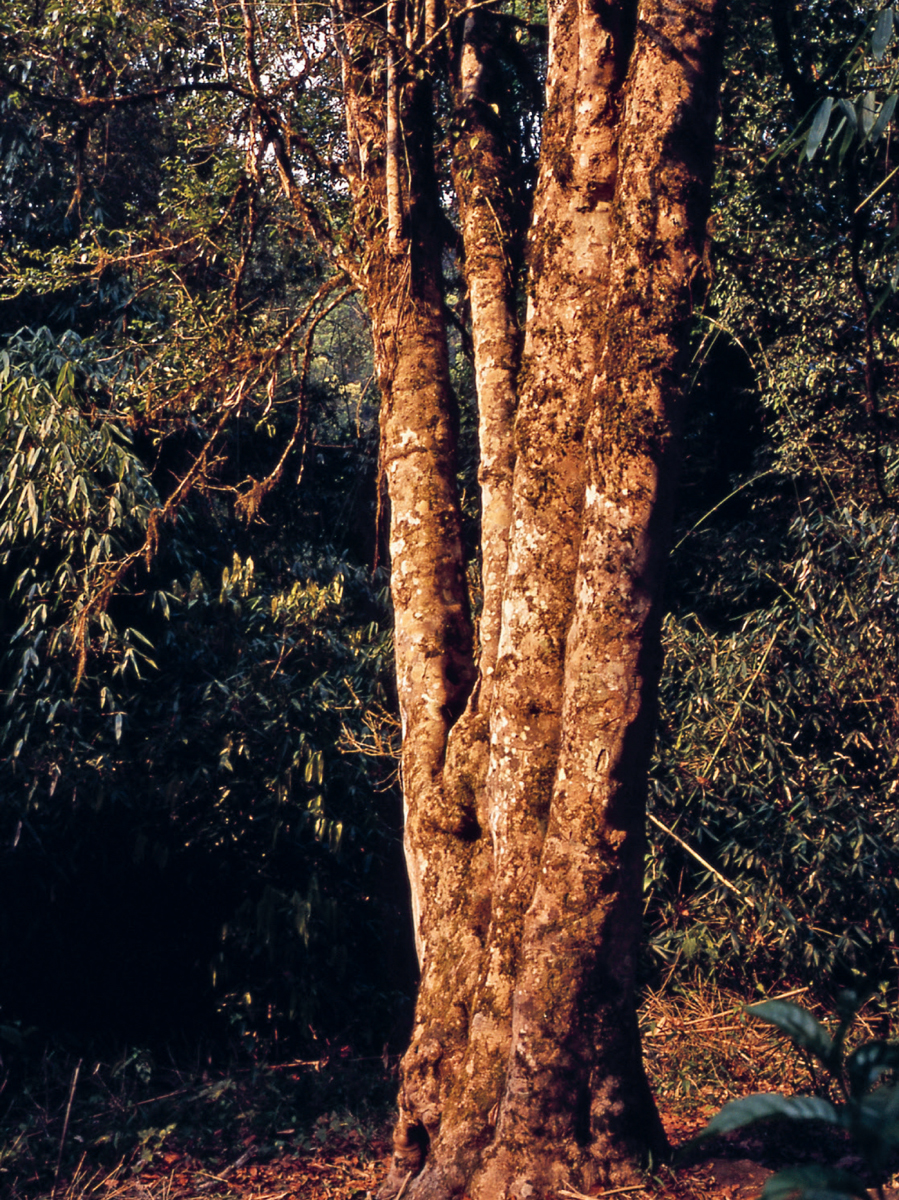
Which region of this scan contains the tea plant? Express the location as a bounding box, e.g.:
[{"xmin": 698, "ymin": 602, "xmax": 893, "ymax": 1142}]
[{"xmin": 697, "ymin": 990, "xmax": 899, "ymax": 1200}]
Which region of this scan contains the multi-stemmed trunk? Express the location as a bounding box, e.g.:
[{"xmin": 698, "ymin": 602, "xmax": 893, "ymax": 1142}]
[{"xmin": 335, "ymin": 0, "xmax": 726, "ymax": 1195}]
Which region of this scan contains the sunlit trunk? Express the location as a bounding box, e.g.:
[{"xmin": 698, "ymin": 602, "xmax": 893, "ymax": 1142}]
[{"xmin": 337, "ymin": 0, "xmax": 726, "ymax": 1195}]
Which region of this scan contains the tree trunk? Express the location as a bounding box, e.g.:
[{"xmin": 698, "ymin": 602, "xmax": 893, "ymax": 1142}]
[{"xmin": 336, "ymin": 0, "xmax": 726, "ymax": 1195}]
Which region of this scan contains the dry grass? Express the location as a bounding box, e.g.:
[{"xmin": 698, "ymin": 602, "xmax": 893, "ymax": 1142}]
[
  {"xmin": 641, "ymin": 983, "xmax": 812, "ymax": 1121},
  {"xmin": 0, "ymin": 1052, "xmax": 395, "ymax": 1200},
  {"xmin": 640, "ymin": 978, "xmax": 896, "ymax": 1131}
]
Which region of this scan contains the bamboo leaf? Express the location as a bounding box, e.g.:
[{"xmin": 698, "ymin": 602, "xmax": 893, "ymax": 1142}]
[
  {"xmin": 869, "ymin": 93, "xmax": 898, "ymax": 143},
  {"xmin": 807, "ymin": 98, "xmax": 834, "ymax": 160},
  {"xmin": 859, "ymin": 91, "xmax": 877, "ymax": 140},
  {"xmin": 873, "ymin": 8, "xmax": 894, "ymax": 60},
  {"xmin": 837, "ymin": 98, "xmax": 858, "ymax": 130},
  {"xmin": 24, "ymin": 480, "xmax": 38, "ymax": 534}
]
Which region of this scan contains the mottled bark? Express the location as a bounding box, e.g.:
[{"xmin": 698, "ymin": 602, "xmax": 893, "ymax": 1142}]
[
  {"xmin": 403, "ymin": 5, "xmax": 637, "ymax": 1196},
  {"xmin": 449, "ymin": 8, "xmax": 520, "ymax": 695},
  {"xmin": 385, "ymin": 0, "xmax": 404, "ymax": 251},
  {"xmin": 474, "ymin": 5, "xmax": 725, "ymax": 1193},
  {"xmin": 336, "ymin": 3, "xmax": 494, "ymax": 1192},
  {"xmin": 335, "ymin": 0, "xmax": 726, "ymax": 1196}
]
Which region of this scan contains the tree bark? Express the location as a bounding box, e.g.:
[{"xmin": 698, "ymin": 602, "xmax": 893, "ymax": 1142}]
[
  {"xmin": 336, "ymin": 3, "xmax": 492, "ymax": 1188},
  {"xmin": 335, "ymin": 0, "xmax": 726, "ymax": 1195},
  {"xmin": 474, "ymin": 5, "xmax": 726, "ymax": 1192}
]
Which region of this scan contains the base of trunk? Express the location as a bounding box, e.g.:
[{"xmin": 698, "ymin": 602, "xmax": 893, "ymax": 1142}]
[
  {"xmin": 378, "ymin": 1064, "xmax": 669, "ymax": 1200},
  {"xmin": 379, "ymin": 1132, "xmax": 669, "ymax": 1200}
]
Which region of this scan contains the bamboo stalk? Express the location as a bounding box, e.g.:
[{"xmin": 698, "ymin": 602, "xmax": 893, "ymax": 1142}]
[{"xmin": 648, "ymin": 812, "xmax": 755, "ymax": 908}]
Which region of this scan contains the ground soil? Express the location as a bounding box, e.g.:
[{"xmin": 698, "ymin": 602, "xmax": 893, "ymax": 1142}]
[
  {"xmin": 6, "ymin": 983, "xmax": 899, "ymax": 1200},
  {"xmin": 69, "ymin": 1103, "xmax": 891, "ymax": 1200}
]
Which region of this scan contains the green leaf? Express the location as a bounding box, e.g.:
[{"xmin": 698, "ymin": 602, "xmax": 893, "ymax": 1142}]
[
  {"xmin": 873, "ymin": 8, "xmax": 894, "ymax": 61},
  {"xmin": 807, "ymin": 98, "xmax": 834, "ymax": 160},
  {"xmin": 838, "ymin": 120, "xmax": 856, "ymax": 164},
  {"xmin": 697, "ymin": 1093, "xmax": 840, "ymax": 1139},
  {"xmin": 859, "ymin": 91, "xmax": 877, "ymax": 140},
  {"xmin": 747, "ymin": 1000, "xmax": 836, "ymax": 1066},
  {"xmin": 762, "ymin": 1164, "xmax": 870, "ymax": 1200},
  {"xmin": 0, "ymin": 1024, "xmax": 25, "ymax": 1047},
  {"xmin": 834, "ymin": 989, "xmax": 868, "ymax": 1023},
  {"xmin": 55, "ymin": 361, "xmax": 75, "ymax": 400},
  {"xmin": 869, "ymin": 93, "xmax": 898, "ymax": 143},
  {"xmin": 837, "ymin": 98, "xmax": 858, "ymax": 131},
  {"xmin": 852, "ymin": 1085, "xmax": 899, "ymax": 1148},
  {"xmin": 846, "ymin": 1041, "xmax": 899, "ymax": 1097},
  {"xmin": 24, "ymin": 480, "xmax": 38, "ymax": 534}
]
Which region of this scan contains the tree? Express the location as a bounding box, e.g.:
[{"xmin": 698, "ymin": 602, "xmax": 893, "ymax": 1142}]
[
  {"xmin": 1, "ymin": 0, "xmax": 725, "ymax": 1193},
  {"xmin": 329, "ymin": 0, "xmax": 726, "ymax": 1194}
]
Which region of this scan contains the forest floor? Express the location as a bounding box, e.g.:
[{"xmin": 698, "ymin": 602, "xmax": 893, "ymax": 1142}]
[{"xmin": 3, "ymin": 981, "xmax": 897, "ymax": 1200}]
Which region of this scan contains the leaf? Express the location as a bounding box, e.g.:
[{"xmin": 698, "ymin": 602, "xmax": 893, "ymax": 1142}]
[
  {"xmin": 24, "ymin": 480, "xmax": 38, "ymax": 534},
  {"xmin": 834, "ymin": 989, "xmax": 868, "ymax": 1023},
  {"xmin": 852, "ymin": 1085, "xmax": 899, "ymax": 1148},
  {"xmin": 869, "ymin": 93, "xmax": 898, "ymax": 143},
  {"xmin": 846, "ymin": 1041, "xmax": 899, "ymax": 1097},
  {"xmin": 873, "ymin": 8, "xmax": 894, "ymax": 61},
  {"xmin": 859, "ymin": 91, "xmax": 877, "ymax": 140},
  {"xmin": 871, "ymin": 272, "xmax": 895, "ymax": 318},
  {"xmin": 747, "ymin": 1000, "xmax": 836, "ymax": 1065},
  {"xmin": 55, "ymin": 361, "xmax": 75, "ymax": 401},
  {"xmin": 697, "ymin": 1093, "xmax": 840, "ymax": 1139},
  {"xmin": 762, "ymin": 1164, "xmax": 870, "ymax": 1200},
  {"xmin": 807, "ymin": 98, "xmax": 834, "ymax": 160},
  {"xmin": 126, "ymin": 627, "xmax": 155, "ymax": 649},
  {"xmin": 837, "ymin": 98, "xmax": 858, "ymax": 131}
]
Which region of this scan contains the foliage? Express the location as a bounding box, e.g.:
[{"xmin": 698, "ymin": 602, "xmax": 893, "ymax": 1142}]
[
  {"xmin": 644, "ymin": 0, "xmax": 899, "ymax": 991},
  {"xmin": 696, "ymin": 990, "xmax": 899, "ymax": 1200},
  {"xmin": 802, "ymin": 5, "xmax": 899, "ymax": 171},
  {"xmin": 0, "ymin": 326, "xmax": 160, "ymax": 684},
  {"xmin": 0, "ymin": 0, "xmax": 406, "ymax": 1053},
  {"xmin": 647, "ymin": 494, "xmax": 899, "ymax": 984},
  {"xmin": 0, "ymin": 0, "xmax": 362, "ymax": 530},
  {"xmin": 0, "ymin": 321, "xmax": 405, "ymax": 1052}
]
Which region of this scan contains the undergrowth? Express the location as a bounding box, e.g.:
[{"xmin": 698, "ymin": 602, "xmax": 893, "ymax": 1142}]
[
  {"xmin": 3, "ymin": 979, "xmax": 897, "ymax": 1200},
  {"xmin": 0, "ymin": 1033, "xmax": 396, "ymax": 1200},
  {"xmin": 641, "ymin": 978, "xmax": 897, "ymax": 1121}
]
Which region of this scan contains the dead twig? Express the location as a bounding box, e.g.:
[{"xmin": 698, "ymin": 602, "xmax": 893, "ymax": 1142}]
[
  {"xmin": 52, "ymin": 1058, "xmax": 82, "ymax": 1199},
  {"xmin": 560, "ymin": 1185, "xmax": 647, "ymax": 1200},
  {"xmin": 196, "ymin": 1148, "xmax": 255, "ymax": 1189}
]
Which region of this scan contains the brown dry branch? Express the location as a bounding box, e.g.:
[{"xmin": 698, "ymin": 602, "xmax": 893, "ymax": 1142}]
[
  {"xmin": 70, "ymin": 274, "xmax": 355, "ymax": 684},
  {"xmin": 233, "ymin": 284, "xmax": 356, "ymax": 524}
]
